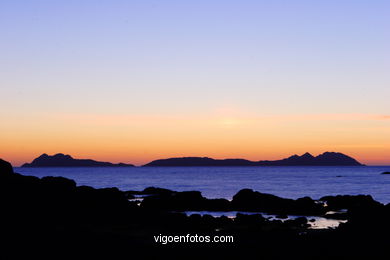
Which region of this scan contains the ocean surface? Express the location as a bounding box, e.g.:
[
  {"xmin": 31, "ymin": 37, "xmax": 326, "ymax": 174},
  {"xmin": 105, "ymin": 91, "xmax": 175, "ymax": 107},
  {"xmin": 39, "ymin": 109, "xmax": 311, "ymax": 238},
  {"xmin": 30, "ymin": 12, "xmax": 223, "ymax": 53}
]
[{"xmin": 15, "ymin": 166, "xmax": 390, "ymax": 203}]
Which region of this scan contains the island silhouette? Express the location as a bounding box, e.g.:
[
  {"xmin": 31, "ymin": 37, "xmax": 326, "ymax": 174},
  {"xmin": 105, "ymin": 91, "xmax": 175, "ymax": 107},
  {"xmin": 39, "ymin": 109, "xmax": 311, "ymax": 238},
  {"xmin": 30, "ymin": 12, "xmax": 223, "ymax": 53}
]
[
  {"xmin": 22, "ymin": 152, "xmax": 363, "ymax": 167},
  {"xmin": 143, "ymin": 152, "xmax": 363, "ymax": 167},
  {"xmin": 22, "ymin": 153, "xmax": 134, "ymax": 167}
]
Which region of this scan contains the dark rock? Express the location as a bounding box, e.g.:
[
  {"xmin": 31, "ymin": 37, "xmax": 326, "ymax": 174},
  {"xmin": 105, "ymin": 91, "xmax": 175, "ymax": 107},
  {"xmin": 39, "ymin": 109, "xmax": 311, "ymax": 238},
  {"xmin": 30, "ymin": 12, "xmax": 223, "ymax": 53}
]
[
  {"xmin": 141, "ymin": 191, "xmax": 207, "ymax": 211},
  {"xmin": 76, "ymin": 186, "xmax": 130, "ymax": 209},
  {"xmin": 189, "ymin": 213, "xmax": 202, "ymax": 220},
  {"xmin": 142, "ymin": 187, "xmax": 175, "ymax": 196},
  {"xmin": 41, "ymin": 176, "xmax": 77, "ymax": 191},
  {"xmin": 123, "ymin": 192, "xmax": 135, "ymax": 199},
  {"xmin": 0, "ymin": 158, "xmax": 14, "ymax": 175},
  {"xmin": 293, "ymin": 196, "xmax": 324, "ymax": 215},
  {"xmin": 123, "ymin": 190, "xmax": 143, "ymax": 196},
  {"xmin": 231, "ymin": 189, "xmax": 325, "ymax": 215},
  {"xmin": 235, "ymin": 213, "xmax": 266, "ymax": 225},
  {"xmin": 1, "ymin": 159, "xmax": 389, "ymax": 258},
  {"xmin": 285, "ymin": 217, "xmax": 308, "ymax": 228},
  {"xmin": 340, "ymin": 201, "xmax": 387, "ymax": 233},
  {"xmin": 294, "ymin": 216, "xmax": 308, "ymax": 225},
  {"xmin": 232, "ymin": 189, "xmax": 293, "ymax": 212},
  {"xmin": 320, "ymin": 195, "xmax": 382, "ymax": 211},
  {"xmin": 205, "ymin": 198, "xmax": 231, "ymax": 211},
  {"xmin": 381, "ymin": 172, "xmax": 390, "ymax": 175},
  {"xmin": 141, "ymin": 191, "xmax": 230, "ymax": 212}
]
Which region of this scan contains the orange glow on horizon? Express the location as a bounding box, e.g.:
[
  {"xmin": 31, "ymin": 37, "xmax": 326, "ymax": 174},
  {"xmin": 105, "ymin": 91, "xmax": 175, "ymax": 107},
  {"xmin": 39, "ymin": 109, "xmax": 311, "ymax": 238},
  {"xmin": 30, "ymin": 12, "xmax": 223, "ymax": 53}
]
[{"xmin": 1, "ymin": 112, "xmax": 389, "ymax": 166}]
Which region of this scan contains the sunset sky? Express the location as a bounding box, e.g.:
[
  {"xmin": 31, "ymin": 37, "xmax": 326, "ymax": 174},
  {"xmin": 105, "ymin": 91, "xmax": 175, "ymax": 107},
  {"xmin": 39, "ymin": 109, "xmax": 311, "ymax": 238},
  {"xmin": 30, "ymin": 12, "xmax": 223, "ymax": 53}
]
[{"xmin": 1, "ymin": 0, "xmax": 389, "ymax": 166}]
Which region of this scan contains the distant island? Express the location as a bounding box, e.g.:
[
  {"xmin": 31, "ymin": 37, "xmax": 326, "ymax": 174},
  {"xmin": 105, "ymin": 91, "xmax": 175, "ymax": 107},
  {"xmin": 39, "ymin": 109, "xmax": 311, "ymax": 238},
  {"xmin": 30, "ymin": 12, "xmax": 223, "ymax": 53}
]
[
  {"xmin": 22, "ymin": 153, "xmax": 134, "ymax": 167},
  {"xmin": 143, "ymin": 152, "xmax": 364, "ymax": 167},
  {"xmin": 21, "ymin": 152, "xmax": 364, "ymax": 167}
]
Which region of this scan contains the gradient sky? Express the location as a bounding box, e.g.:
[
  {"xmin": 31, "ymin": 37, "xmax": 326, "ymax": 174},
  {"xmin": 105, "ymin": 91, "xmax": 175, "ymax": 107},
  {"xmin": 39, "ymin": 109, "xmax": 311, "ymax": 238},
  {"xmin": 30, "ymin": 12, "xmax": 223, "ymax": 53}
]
[{"xmin": 1, "ymin": 0, "xmax": 389, "ymax": 166}]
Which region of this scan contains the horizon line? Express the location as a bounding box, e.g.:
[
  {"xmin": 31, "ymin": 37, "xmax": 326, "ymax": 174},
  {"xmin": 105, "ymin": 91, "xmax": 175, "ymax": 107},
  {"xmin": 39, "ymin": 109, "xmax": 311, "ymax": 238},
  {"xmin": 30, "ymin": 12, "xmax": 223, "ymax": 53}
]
[{"xmin": 9, "ymin": 151, "xmax": 390, "ymax": 167}]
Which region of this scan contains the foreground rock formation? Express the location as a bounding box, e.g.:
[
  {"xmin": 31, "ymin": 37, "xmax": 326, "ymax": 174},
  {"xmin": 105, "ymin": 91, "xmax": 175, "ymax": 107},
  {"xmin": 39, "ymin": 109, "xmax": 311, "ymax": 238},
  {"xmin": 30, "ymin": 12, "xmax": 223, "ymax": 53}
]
[{"xmin": 0, "ymin": 158, "xmax": 389, "ymax": 258}]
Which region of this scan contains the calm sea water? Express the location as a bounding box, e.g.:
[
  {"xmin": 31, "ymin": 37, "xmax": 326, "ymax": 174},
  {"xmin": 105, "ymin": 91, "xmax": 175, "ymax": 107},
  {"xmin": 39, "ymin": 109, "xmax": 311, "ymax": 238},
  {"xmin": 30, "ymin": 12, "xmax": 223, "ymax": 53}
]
[{"xmin": 15, "ymin": 166, "xmax": 390, "ymax": 203}]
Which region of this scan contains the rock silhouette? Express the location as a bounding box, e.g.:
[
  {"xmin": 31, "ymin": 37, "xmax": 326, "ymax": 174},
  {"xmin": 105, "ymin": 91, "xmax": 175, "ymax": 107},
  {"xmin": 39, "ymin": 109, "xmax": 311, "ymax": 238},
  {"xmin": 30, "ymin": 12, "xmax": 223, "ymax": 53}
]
[
  {"xmin": 1, "ymin": 157, "xmax": 390, "ymax": 258},
  {"xmin": 231, "ymin": 189, "xmax": 325, "ymax": 215},
  {"xmin": 0, "ymin": 158, "xmax": 13, "ymax": 174},
  {"xmin": 320, "ymin": 194, "xmax": 382, "ymax": 211},
  {"xmin": 22, "ymin": 153, "xmax": 134, "ymax": 167}
]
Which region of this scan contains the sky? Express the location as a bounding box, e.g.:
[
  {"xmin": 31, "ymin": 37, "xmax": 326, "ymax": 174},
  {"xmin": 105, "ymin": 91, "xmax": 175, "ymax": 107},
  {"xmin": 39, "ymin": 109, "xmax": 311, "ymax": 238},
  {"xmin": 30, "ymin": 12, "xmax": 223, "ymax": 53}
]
[{"xmin": 1, "ymin": 0, "xmax": 389, "ymax": 166}]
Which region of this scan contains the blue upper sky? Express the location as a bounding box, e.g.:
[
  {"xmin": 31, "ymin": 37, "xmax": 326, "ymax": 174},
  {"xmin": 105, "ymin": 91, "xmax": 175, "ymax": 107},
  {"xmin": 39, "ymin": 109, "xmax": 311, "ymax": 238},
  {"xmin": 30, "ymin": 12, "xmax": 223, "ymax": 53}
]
[
  {"xmin": 1, "ymin": 1, "xmax": 389, "ymax": 165},
  {"xmin": 2, "ymin": 0, "xmax": 389, "ymax": 115}
]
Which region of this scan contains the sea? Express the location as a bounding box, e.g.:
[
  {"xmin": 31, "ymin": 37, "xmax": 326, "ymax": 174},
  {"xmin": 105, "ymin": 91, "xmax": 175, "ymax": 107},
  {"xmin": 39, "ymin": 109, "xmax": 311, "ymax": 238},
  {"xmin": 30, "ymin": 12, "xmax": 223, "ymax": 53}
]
[{"xmin": 15, "ymin": 166, "xmax": 390, "ymax": 203}]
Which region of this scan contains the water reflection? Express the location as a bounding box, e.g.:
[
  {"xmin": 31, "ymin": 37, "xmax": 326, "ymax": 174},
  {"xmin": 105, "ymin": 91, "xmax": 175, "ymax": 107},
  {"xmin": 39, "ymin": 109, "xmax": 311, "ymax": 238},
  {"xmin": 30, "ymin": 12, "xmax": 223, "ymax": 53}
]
[{"xmin": 184, "ymin": 211, "xmax": 347, "ymax": 229}]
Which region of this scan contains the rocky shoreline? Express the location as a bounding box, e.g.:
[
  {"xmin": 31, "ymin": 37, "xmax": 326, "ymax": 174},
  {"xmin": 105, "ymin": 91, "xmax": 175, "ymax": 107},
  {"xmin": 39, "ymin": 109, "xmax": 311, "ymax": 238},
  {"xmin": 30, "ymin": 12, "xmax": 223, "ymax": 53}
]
[{"xmin": 1, "ymin": 158, "xmax": 389, "ymax": 258}]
